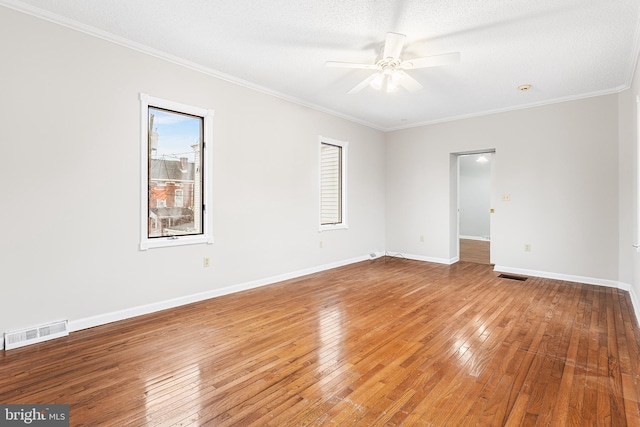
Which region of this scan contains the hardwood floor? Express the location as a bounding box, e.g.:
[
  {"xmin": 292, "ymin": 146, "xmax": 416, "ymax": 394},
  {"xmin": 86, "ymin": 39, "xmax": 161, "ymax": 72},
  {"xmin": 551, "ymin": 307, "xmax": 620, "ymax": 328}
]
[
  {"xmin": 460, "ymin": 238, "xmax": 490, "ymax": 265},
  {"xmin": 1, "ymin": 258, "xmax": 639, "ymax": 426}
]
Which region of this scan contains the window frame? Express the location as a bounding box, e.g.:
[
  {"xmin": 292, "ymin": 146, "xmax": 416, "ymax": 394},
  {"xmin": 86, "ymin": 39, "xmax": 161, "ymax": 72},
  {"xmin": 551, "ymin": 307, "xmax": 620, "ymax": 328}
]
[
  {"xmin": 139, "ymin": 93, "xmax": 214, "ymax": 250},
  {"xmin": 319, "ymin": 135, "xmax": 348, "ymax": 232},
  {"xmin": 636, "ymin": 95, "xmax": 640, "ymax": 252}
]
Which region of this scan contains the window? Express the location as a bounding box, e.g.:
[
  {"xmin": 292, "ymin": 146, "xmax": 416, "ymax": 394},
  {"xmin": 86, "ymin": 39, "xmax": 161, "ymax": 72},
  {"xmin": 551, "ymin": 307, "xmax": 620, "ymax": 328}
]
[
  {"xmin": 140, "ymin": 93, "xmax": 214, "ymax": 250},
  {"xmin": 319, "ymin": 136, "xmax": 348, "ymax": 231},
  {"xmin": 174, "ymin": 189, "xmax": 184, "ymax": 208}
]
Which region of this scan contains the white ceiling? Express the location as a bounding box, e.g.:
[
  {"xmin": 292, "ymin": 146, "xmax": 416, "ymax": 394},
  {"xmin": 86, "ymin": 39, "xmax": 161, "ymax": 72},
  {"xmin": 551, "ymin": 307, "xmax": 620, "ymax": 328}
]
[{"xmin": 6, "ymin": 0, "xmax": 640, "ymax": 130}]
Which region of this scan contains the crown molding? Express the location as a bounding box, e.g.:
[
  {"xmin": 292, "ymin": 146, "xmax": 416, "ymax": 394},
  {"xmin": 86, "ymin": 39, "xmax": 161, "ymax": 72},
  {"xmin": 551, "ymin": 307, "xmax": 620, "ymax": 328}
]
[
  {"xmin": 1, "ymin": 0, "xmax": 637, "ymax": 134},
  {"xmin": 385, "ymin": 85, "xmax": 630, "ymax": 132},
  {"xmin": 0, "ymin": 0, "xmax": 385, "ymax": 132}
]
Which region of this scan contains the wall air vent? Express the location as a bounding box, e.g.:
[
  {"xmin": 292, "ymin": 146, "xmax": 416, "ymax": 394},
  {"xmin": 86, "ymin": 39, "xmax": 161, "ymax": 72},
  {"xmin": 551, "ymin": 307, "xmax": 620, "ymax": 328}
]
[{"xmin": 4, "ymin": 320, "xmax": 68, "ymax": 351}]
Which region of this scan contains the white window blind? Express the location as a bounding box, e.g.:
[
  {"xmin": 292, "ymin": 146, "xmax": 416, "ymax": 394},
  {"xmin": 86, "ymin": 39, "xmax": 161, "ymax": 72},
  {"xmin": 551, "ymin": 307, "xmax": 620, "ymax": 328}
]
[{"xmin": 320, "ymin": 142, "xmax": 342, "ymax": 225}]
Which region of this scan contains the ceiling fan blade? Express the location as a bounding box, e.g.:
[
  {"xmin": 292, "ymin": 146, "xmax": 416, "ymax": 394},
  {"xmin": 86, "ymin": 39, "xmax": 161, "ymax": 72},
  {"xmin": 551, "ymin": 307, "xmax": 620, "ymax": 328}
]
[
  {"xmin": 394, "ymin": 70, "xmax": 423, "ymax": 93},
  {"xmin": 348, "ymin": 73, "xmax": 379, "ymax": 94},
  {"xmin": 383, "ymin": 32, "xmax": 406, "ymax": 60},
  {"xmin": 399, "ymin": 52, "xmax": 461, "ymax": 69},
  {"xmin": 325, "ymin": 61, "xmax": 378, "ymax": 70}
]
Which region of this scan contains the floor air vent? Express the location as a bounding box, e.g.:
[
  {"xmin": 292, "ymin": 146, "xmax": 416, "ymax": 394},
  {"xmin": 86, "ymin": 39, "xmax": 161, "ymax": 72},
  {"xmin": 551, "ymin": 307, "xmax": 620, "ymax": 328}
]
[
  {"xmin": 4, "ymin": 320, "xmax": 68, "ymax": 350},
  {"xmin": 498, "ymin": 274, "xmax": 527, "ymax": 282}
]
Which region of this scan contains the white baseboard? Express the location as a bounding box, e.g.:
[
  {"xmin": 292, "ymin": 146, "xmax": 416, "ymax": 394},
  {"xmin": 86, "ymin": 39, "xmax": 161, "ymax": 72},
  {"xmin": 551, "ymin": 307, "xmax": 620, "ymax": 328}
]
[
  {"xmin": 7, "ymin": 253, "xmax": 638, "ymax": 351},
  {"xmin": 68, "ymin": 254, "xmax": 371, "ymax": 334},
  {"xmin": 628, "ymin": 286, "xmax": 640, "ymax": 327},
  {"xmin": 386, "ymin": 252, "xmax": 458, "ymax": 265},
  {"xmin": 69, "ymin": 258, "xmax": 640, "ymax": 343},
  {"xmin": 459, "ymin": 235, "xmax": 490, "ymax": 241},
  {"xmin": 494, "ymin": 265, "xmax": 640, "ymax": 326},
  {"xmin": 493, "ymin": 265, "xmax": 627, "ymax": 290}
]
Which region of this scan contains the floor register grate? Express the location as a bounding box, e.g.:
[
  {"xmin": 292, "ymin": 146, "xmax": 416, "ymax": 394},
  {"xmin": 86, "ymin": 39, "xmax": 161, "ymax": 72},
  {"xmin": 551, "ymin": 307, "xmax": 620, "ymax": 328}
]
[{"xmin": 498, "ymin": 274, "xmax": 528, "ymax": 281}]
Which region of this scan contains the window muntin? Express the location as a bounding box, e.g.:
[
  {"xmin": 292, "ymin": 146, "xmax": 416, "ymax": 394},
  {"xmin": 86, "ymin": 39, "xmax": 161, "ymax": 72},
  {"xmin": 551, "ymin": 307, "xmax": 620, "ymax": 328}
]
[
  {"xmin": 319, "ymin": 136, "xmax": 348, "ymax": 231},
  {"xmin": 140, "ymin": 94, "xmax": 213, "ymax": 250}
]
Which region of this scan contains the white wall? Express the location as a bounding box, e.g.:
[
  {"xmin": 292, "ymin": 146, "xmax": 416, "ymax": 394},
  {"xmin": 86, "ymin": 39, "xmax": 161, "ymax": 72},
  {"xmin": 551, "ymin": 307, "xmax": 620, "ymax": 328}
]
[
  {"xmin": 459, "ymin": 154, "xmax": 491, "ymax": 239},
  {"xmin": 0, "ymin": 7, "xmax": 386, "ymax": 335},
  {"xmin": 386, "ymin": 95, "xmax": 620, "ymax": 282},
  {"xmin": 2, "ymin": 4, "xmax": 638, "ymax": 340},
  {"xmin": 618, "ymin": 49, "xmax": 640, "ymax": 318}
]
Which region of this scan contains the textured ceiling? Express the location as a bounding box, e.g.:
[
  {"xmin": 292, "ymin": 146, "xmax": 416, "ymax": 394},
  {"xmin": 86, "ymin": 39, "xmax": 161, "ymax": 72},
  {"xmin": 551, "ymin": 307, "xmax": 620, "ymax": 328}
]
[{"xmin": 5, "ymin": 0, "xmax": 640, "ymax": 130}]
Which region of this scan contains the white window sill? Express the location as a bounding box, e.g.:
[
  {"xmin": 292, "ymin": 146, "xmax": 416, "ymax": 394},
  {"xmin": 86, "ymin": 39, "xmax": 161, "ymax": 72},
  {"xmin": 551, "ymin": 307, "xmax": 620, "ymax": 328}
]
[{"xmin": 319, "ymin": 223, "xmax": 348, "ymax": 232}]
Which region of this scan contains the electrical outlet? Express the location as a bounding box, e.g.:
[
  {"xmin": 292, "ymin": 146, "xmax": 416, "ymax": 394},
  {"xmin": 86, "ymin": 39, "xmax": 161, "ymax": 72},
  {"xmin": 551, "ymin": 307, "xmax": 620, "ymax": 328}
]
[
  {"xmin": 420, "ymin": 235, "xmax": 424, "ymax": 242},
  {"xmin": 502, "ymin": 194, "xmax": 511, "ymax": 201},
  {"xmin": 319, "ymin": 240, "xmax": 323, "ymax": 249},
  {"xmin": 524, "ymin": 244, "xmax": 531, "ymax": 252},
  {"xmin": 203, "ymin": 257, "xmax": 210, "ymax": 267}
]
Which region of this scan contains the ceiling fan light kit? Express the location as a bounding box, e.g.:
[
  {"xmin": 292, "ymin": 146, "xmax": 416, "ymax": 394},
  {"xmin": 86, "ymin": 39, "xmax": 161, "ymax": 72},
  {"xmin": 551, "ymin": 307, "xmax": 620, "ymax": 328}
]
[
  {"xmin": 326, "ymin": 32, "xmax": 460, "ymax": 95},
  {"xmin": 370, "ymin": 66, "xmax": 401, "ymax": 93}
]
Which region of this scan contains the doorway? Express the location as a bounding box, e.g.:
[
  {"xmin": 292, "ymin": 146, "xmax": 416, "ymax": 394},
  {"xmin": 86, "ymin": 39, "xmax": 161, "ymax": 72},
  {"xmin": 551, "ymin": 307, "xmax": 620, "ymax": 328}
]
[{"xmin": 454, "ymin": 151, "xmax": 494, "ymax": 264}]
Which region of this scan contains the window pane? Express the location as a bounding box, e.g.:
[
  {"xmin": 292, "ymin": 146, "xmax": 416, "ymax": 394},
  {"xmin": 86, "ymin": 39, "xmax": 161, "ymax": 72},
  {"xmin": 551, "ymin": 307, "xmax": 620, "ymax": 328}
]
[
  {"xmin": 320, "ymin": 143, "xmax": 342, "ymax": 225},
  {"xmin": 174, "ymin": 189, "xmax": 184, "ymax": 207},
  {"xmin": 148, "ymin": 107, "xmax": 203, "ymax": 238}
]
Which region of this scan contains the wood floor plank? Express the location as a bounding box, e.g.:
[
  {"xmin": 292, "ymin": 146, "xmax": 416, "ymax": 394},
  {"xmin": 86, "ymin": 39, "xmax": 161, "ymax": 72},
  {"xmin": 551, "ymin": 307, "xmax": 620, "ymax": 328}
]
[
  {"xmin": 1, "ymin": 258, "xmax": 639, "ymax": 426},
  {"xmin": 459, "ymin": 238, "xmax": 491, "ymax": 264}
]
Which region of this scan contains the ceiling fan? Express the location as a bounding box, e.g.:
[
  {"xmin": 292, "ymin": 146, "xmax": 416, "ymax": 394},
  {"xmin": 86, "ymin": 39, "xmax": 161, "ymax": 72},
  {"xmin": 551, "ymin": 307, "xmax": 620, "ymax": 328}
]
[{"xmin": 326, "ymin": 32, "xmax": 460, "ymax": 94}]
